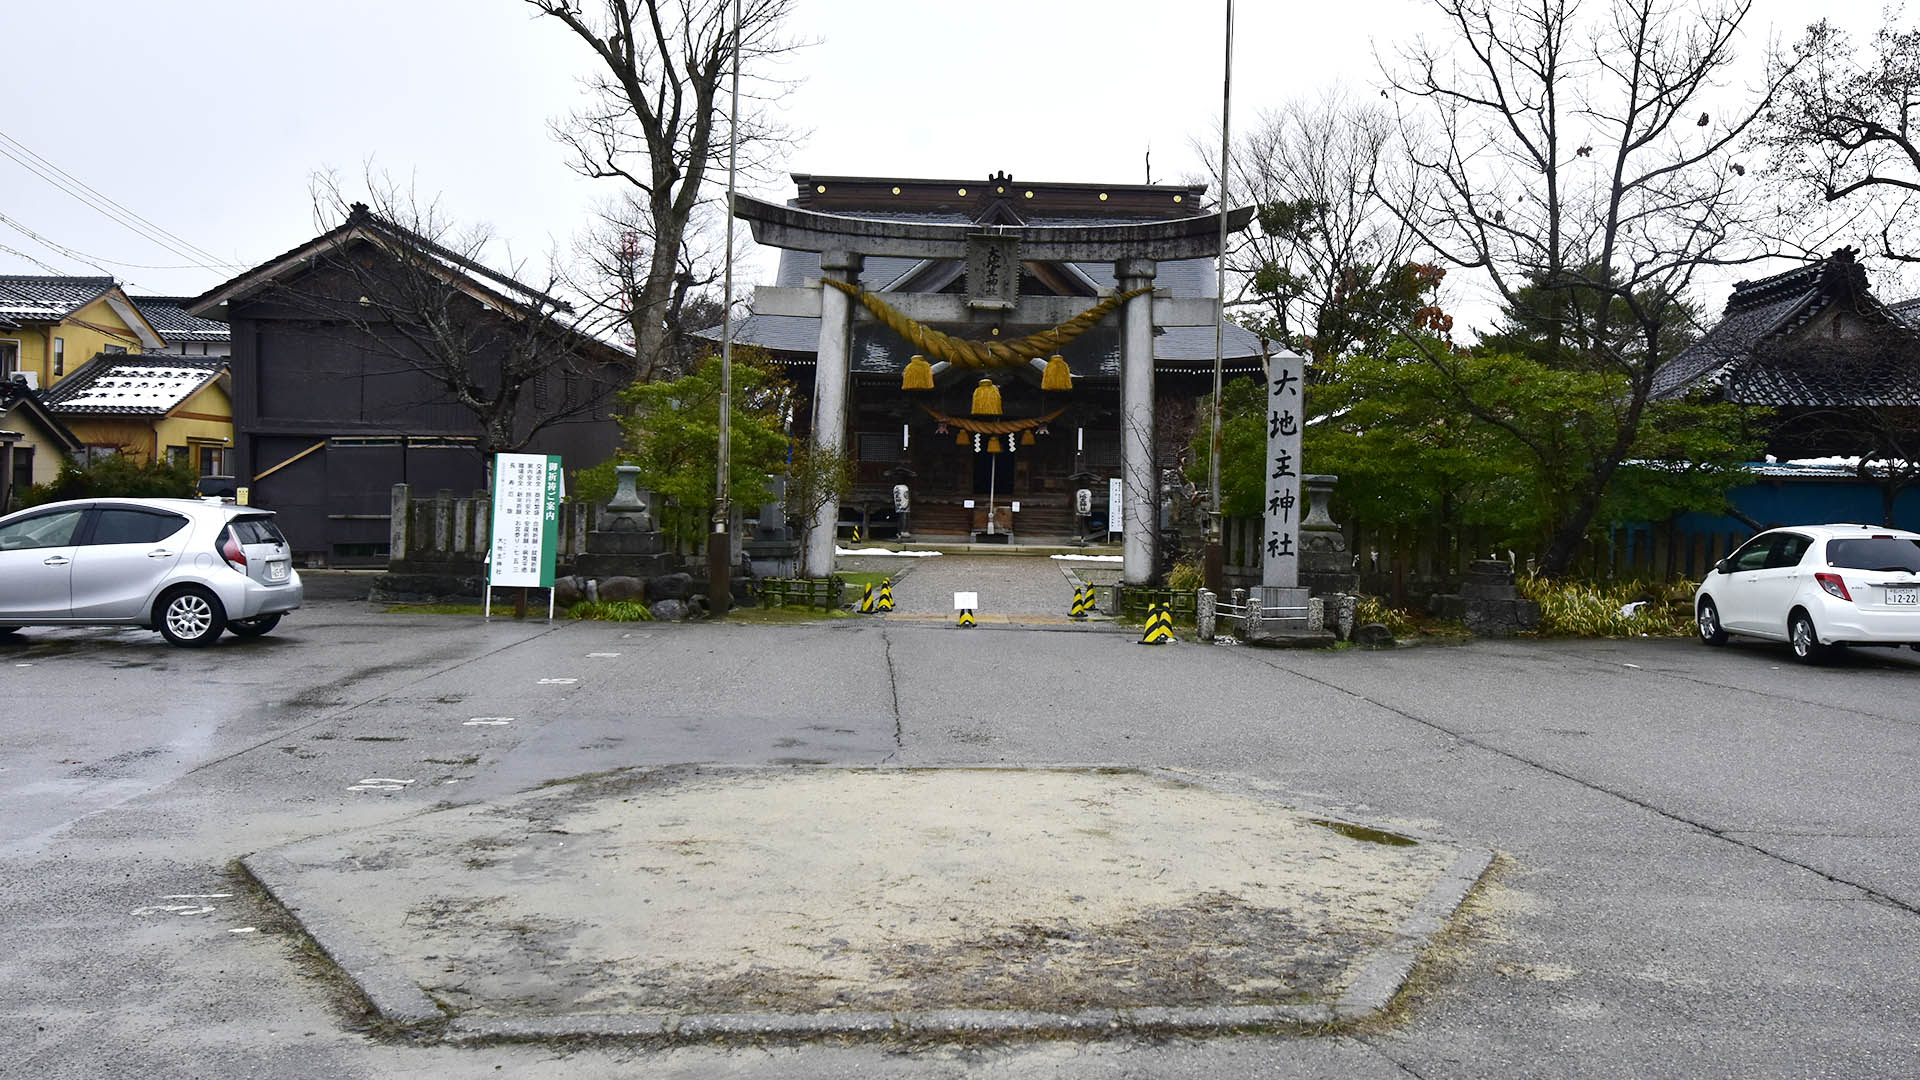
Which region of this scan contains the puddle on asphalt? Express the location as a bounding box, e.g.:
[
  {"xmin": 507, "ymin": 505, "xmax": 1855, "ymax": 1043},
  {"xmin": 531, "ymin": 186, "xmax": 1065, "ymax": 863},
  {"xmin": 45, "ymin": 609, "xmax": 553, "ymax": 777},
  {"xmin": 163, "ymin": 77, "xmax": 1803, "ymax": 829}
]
[{"xmin": 1311, "ymin": 819, "xmax": 1419, "ymax": 846}]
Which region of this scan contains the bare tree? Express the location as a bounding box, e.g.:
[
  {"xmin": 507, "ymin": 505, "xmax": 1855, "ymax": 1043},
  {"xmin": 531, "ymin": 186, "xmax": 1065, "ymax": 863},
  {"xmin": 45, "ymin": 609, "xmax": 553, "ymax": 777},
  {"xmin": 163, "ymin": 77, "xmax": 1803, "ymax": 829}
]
[
  {"xmin": 1219, "ymin": 90, "xmax": 1428, "ymax": 369},
  {"xmin": 527, "ymin": 0, "xmax": 805, "ymax": 383},
  {"xmin": 283, "ymin": 174, "xmax": 624, "ymax": 459},
  {"xmin": 1382, "ymin": 0, "xmax": 1792, "ymax": 575},
  {"xmin": 1760, "ymin": 15, "xmax": 1920, "ymax": 267},
  {"xmin": 567, "ymin": 189, "xmax": 733, "ymax": 381}
]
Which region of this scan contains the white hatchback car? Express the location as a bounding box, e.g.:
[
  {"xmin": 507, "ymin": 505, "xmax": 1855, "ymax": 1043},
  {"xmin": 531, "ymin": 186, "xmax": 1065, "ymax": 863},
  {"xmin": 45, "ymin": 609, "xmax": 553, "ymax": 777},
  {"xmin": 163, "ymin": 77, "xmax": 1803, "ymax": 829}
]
[
  {"xmin": 1694, "ymin": 523, "xmax": 1920, "ymax": 662},
  {"xmin": 0, "ymin": 497, "xmax": 303, "ymax": 647}
]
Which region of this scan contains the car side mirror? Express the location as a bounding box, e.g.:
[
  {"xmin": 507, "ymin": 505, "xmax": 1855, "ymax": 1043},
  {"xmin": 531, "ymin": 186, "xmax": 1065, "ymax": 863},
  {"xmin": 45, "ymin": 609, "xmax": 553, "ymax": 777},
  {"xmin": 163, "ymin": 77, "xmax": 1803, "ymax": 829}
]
[{"xmin": 1714, "ymin": 558, "xmax": 1731, "ymax": 575}]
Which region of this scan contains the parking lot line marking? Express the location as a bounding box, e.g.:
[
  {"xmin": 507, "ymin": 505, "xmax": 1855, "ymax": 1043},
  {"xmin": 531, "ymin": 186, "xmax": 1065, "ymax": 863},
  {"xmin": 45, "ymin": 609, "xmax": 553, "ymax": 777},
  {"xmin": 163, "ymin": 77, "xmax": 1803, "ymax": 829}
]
[
  {"xmin": 539, "ymin": 678, "xmax": 578, "ymax": 684},
  {"xmin": 464, "ymin": 717, "xmax": 513, "ymax": 726},
  {"xmin": 587, "ymin": 652, "xmax": 621, "ymax": 658},
  {"xmin": 347, "ymin": 777, "xmax": 416, "ymax": 792}
]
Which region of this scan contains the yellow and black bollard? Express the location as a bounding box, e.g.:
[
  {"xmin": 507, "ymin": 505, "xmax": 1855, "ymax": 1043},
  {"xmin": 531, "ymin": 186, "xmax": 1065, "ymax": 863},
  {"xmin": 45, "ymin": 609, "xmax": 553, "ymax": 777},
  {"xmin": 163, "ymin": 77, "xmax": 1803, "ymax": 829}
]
[
  {"xmin": 850, "ymin": 525, "xmax": 861, "ymax": 544},
  {"xmin": 957, "ymin": 608, "xmax": 976, "ymax": 628},
  {"xmin": 858, "ymin": 583, "xmax": 877, "ymax": 614},
  {"xmin": 877, "ymin": 578, "xmax": 895, "ymax": 612},
  {"xmin": 1069, "ymin": 584, "xmax": 1089, "ymax": 619},
  {"xmin": 1139, "ymin": 602, "xmax": 1175, "ymax": 645}
]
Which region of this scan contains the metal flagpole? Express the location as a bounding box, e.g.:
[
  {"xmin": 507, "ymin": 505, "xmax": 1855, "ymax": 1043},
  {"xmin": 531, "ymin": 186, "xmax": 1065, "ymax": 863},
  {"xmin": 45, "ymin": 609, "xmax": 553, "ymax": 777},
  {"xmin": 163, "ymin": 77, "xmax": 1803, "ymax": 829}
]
[
  {"xmin": 1205, "ymin": 0, "xmax": 1235, "ymax": 593},
  {"xmin": 710, "ymin": 0, "xmax": 742, "ymax": 616}
]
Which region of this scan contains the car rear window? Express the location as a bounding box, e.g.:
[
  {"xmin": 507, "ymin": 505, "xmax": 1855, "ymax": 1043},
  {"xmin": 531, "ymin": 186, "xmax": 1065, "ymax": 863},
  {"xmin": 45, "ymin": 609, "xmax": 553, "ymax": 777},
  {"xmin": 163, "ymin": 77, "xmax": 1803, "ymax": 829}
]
[
  {"xmin": 229, "ymin": 516, "xmax": 286, "ymax": 545},
  {"xmin": 1826, "ymin": 537, "xmax": 1920, "ymax": 572},
  {"xmin": 90, "ymin": 508, "xmax": 189, "ymax": 546}
]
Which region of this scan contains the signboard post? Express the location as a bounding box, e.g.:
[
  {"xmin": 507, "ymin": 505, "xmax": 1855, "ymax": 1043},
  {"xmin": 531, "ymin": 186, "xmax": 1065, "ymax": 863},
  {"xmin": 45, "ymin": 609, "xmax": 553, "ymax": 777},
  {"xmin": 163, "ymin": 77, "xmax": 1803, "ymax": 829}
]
[
  {"xmin": 486, "ymin": 453, "xmax": 564, "ymax": 621},
  {"xmin": 1108, "ymin": 477, "xmax": 1122, "ymax": 539}
]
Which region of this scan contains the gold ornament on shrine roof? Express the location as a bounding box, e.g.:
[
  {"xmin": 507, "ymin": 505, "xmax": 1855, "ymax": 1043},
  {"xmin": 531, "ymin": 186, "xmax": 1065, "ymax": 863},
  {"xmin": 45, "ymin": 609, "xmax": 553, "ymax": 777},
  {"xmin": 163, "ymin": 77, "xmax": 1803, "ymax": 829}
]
[{"xmin": 821, "ymin": 277, "xmax": 1150, "ymax": 372}]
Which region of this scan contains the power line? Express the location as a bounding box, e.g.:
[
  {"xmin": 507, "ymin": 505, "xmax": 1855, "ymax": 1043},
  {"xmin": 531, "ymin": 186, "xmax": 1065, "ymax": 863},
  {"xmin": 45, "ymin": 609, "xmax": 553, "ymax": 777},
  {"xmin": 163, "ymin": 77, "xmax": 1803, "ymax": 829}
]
[
  {"xmin": 0, "ymin": 130, "xmax": 239, "ymax": 274},
  {"xmin": 0, "ymin": 242, "xmax": 71, "ymax": 275},
  {"xmin": 0, "ymin": 212, "xmax": 211, "ymax": 273},
  {"xmin": 0, "ymin": 130, "xmax": 234, "ymax": 268}
]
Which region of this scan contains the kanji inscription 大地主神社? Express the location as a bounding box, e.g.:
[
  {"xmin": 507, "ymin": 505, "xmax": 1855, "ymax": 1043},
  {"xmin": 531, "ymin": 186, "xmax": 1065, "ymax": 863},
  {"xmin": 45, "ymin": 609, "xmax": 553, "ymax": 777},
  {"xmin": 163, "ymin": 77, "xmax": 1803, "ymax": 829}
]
[{"xmin": 1263, "ymin": 353, "xmax": 1302, "ymax": 589}]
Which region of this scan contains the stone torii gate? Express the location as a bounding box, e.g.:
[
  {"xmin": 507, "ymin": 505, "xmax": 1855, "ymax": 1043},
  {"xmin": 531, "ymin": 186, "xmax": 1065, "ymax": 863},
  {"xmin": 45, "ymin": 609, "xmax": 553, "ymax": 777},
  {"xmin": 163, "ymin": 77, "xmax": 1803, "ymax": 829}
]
[{"xmin": 732, "ymin": 194, "xmax": 1255, "ymax": 584}]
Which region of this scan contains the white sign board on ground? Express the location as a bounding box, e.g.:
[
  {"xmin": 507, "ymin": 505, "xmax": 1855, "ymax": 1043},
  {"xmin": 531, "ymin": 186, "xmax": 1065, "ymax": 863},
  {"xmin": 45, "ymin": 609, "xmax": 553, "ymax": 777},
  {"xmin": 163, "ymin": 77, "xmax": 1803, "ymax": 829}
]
[
  {"xmin": 1108, "ymin": 477, "xmax": 1122, "ymax": 536},
  {"xmin": 954, "ymin": 591, "xmax": 978, "ymax": 611},
  {"xmin": 489, "ymin": 453, "xmax": 563, "ymax": 589}
]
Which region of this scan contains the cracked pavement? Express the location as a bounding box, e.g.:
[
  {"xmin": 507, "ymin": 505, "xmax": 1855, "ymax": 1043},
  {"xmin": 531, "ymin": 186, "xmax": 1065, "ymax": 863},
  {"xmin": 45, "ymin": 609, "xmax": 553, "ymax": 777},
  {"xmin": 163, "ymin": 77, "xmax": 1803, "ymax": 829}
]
[{"xmin": 2, "ymin": 567, "xmax": 1918, "ymax": 1077}]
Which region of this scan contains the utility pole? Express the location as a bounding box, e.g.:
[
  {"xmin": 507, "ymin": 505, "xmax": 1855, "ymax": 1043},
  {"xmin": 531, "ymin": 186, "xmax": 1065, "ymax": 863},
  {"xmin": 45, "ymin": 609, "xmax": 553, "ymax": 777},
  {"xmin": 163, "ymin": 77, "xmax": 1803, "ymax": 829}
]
[
  {"xmin": 709, "ymin": 0, "xmax": 742, "ymax": 616},
  {"xmin": 1205, "ymin": 0, "xmax": 1234, "ymax": 593}
]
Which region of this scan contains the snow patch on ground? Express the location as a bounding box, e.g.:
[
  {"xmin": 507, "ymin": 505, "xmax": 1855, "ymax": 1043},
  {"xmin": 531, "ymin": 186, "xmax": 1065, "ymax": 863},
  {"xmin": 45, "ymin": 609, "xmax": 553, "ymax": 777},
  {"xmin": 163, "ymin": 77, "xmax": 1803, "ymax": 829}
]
[{"xmin": 837, "ymin": 546, "xmax": 942, "ymax": 557}]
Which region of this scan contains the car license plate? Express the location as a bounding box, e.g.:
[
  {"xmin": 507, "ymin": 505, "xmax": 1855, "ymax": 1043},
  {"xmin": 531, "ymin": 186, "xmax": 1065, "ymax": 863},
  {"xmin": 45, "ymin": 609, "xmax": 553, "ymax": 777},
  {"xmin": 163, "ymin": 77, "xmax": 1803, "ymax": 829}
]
[
  {"xmin": 1889, "ymin": 586, "xmax": 1918, "ymax": 606},
  {"xmin": 267, "ymin": 561, "xmax": 289, "ymax": 583}
]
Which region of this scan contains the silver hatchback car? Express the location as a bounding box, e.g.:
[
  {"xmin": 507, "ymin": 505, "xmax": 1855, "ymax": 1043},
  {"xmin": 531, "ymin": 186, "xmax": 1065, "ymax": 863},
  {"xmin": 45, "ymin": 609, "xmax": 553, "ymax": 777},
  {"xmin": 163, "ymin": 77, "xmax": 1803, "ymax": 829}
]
[{"xmin": 0, "ymin": 498, "xmax": 303, "ymax": 647}]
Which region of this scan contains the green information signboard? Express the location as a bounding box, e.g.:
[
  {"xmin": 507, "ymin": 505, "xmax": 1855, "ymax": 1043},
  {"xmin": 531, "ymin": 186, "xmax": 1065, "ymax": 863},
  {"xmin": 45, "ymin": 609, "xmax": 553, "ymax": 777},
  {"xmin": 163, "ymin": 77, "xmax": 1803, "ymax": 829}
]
[{"xmin": 487, "ymin": 453, "xmax": 564, "ymax": 618}]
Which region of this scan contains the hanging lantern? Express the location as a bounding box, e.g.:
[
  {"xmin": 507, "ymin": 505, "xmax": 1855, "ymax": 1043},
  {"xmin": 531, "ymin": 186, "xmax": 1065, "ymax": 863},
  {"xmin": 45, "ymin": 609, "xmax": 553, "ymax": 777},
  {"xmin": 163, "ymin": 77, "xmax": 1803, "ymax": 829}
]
[
  {"xmin": 901, "ymin": 354, "xmax": 934, "ymax": 391},
  {"xmin": 1041, "ymin": 353, "xmax": 1073, "ymax": 391},
  {"xmin": 956, "ymin": 430, "xmax": 970, "ymax": 446},
  {"xmin": 987, "ymin": 436, "xmax": 1002, "ymax": 454},
  {"xmin": 971, "ymin": 378, "xmax": 1002, "ymax": 417},
  {"xmin": 1021, "ymin": 430, "xmax": 1036, "ymax": 446}
]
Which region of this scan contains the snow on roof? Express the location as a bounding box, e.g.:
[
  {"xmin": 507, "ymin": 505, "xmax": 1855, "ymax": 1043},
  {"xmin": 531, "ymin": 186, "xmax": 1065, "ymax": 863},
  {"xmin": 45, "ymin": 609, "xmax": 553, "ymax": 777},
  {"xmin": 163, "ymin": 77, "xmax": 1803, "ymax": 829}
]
[{"xmin": 45, "ymin": 358, "xmax": 224, "ymax": 415}]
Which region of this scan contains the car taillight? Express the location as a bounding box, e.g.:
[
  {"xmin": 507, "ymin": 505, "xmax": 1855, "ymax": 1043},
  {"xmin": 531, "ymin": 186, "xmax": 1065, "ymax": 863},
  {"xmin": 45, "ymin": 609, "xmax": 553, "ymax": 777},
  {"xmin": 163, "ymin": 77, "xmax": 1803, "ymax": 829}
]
[
  {"xmin": 1815, "ymin": 572, "xmax": 1852, "ymax": 601},
  {"xmin": 219, "ymin": 526, "xmax": 248, "ymax": 573}
]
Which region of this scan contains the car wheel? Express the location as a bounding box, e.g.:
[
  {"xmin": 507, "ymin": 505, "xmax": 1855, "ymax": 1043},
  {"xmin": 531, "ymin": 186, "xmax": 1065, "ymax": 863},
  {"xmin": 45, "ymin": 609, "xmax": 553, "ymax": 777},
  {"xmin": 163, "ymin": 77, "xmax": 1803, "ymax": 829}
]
[
  {"xmin": 156, "ymin": 586, "xmax": 227, "ymax": 648},
  {"xmin": 1696, "ymin": 598, "xmax": 1727, "ymax": 645},
  {"xmin": 1788, "ymin": 610, "xmax": 1829, "ymax": 664},
  {"xmin": 227, "ymin": 614, "xmax": 281, "ymax": 638}
]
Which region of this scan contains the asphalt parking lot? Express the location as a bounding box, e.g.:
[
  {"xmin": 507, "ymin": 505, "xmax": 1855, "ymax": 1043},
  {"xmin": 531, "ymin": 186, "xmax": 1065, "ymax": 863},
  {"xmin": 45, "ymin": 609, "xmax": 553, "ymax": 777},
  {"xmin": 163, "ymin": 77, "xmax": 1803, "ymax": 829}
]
[{"xmin": 2, "ymin": 589, "xmax": 1917, "ymax": 1079}]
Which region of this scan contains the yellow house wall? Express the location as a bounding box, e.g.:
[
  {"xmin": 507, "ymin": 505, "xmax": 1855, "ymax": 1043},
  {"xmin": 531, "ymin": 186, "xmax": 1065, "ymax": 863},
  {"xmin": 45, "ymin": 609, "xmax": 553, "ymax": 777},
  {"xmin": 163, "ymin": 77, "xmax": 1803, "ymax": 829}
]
[
  {"xmin": 154, "ymin": 380, "xmax": 235, "ymax": 463},
  {"xmin": 0, "ymin": 409, "xmax": 73, "ymax": 486},
  {"xmin": 5, "ymin": 295, "xmax": 148, "ymax": 390},
  {"xmin": 64, "ymin": 418, "xmax": 158, "ymax": 460},
  {"xmin": 62, "ymin": 380, "xmax": 233, "ymax": 466}
]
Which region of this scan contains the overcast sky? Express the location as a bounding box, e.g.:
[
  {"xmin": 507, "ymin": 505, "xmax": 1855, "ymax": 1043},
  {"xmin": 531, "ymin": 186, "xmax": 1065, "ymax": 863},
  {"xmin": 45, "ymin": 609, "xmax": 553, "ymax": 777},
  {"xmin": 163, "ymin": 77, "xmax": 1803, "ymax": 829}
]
[{"xmin": 0, "ymin": 0, "xmax": 1891, "ymax": 330}]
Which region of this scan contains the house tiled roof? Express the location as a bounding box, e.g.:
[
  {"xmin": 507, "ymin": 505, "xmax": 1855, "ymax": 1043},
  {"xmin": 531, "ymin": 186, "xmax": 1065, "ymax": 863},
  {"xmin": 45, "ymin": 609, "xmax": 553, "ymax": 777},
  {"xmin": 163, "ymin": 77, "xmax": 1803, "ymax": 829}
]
[
  {"xmin": 0, "ymin": 276, "xmax": 117, "ymax": 322},
  {"xmin": 1652, "ymin": 248, "xmax": 1920, "ymax": 407},
  {"xmin": 131, "ymin": 296, "xmax": 230, "ymax": 343},
  {"xmin": 43, "ymin": 354, "xmax": 225, "ymax": 416}
]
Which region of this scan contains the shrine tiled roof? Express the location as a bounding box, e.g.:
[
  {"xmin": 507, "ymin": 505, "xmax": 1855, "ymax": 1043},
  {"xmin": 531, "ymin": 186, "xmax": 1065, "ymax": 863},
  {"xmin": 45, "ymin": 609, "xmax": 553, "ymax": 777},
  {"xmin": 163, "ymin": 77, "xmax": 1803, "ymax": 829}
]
[{"xmin": 43, "ymin": 354, "xmax": 225, "ymax": 416}]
